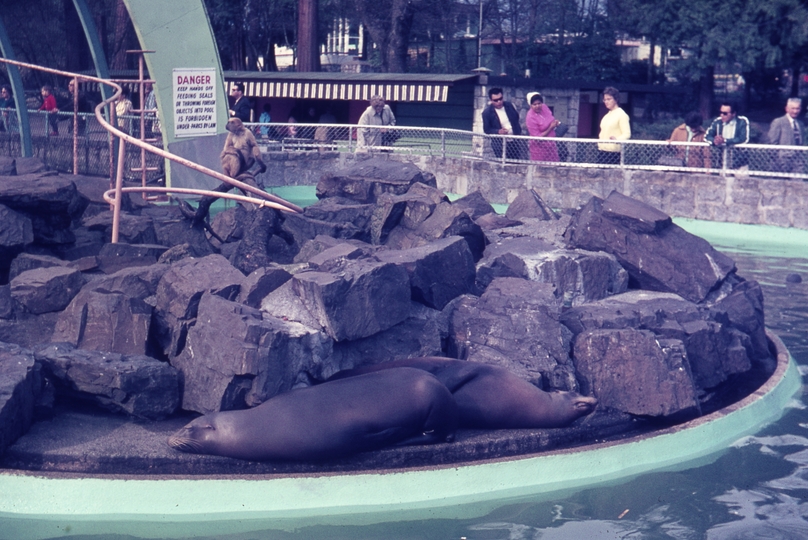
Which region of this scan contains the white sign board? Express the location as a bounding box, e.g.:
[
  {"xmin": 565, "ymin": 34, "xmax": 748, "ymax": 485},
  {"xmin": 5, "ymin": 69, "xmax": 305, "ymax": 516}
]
[{"xmin": 173, "ymin": 68, "xmax": 217, "ymax": 138}]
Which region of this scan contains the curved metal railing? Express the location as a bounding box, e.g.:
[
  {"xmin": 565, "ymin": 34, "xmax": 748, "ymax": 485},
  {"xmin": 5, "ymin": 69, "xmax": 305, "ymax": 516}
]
[{"xmin": 0, "ymin": 57, "xmax": 302, "ymax": 244}]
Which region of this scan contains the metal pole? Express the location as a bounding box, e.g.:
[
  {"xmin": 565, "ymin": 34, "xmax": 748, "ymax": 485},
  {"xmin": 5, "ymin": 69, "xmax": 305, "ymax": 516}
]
[
  {"xmin": 72, "ymin": 77, "xmax": 79, "ymax": 175},
  {"xmin": 441, "ymin": 130, "xmax": 446, "ymax": 159},
  {"xmin": 111, "ymin": 138, "xmax": 126, "ymax": 243},
  {"xmin": 477, "ymin": 0, "xmax": 483, "ymax": 69}
]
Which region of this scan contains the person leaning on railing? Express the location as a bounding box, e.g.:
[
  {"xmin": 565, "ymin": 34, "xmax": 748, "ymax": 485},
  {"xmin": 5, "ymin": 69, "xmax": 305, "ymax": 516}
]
[
  {"xmin": 357, "ymin": 95, "xmax": 395, "ymax": 148},
  {"xmin": 705, "ymin": 101, "xmax": 749, "ymax": 168},
  {"xmin": 0, "ymin": 85, "xmax": 17, "ymax": 133},
  {"xmin": 597, "ymin": 86, "xmax": 630, "ymax": 164},
  {"xmin": 666, "ymin": 111, "xmax": 711, "ymax": 168},
  {"xmin": 39, "ymin": 85, "xmax": 59, "ymax": 136}
]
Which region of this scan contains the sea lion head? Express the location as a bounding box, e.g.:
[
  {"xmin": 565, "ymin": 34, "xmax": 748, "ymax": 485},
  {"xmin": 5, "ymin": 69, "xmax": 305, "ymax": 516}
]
[
  {"xmin": 168, "ymin": 414, "xmax": 221, "ymax": 455},
  {"xmin": 550, "ymin": 391, "xmax": 598, "ymax": 424}
]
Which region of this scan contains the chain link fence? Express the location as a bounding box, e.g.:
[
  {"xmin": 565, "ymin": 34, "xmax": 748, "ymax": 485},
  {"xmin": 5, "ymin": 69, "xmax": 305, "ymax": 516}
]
[
  {"xmin": 3, "ymin": 114, "xmax": 807, "ymax": 181},
  {"xmin": 0, "ymin": 107, "xmax": 163, "ymax": 180},
  {"xmin": 249, "ymin": 122, "xmax": 808, "ymax": 180}
]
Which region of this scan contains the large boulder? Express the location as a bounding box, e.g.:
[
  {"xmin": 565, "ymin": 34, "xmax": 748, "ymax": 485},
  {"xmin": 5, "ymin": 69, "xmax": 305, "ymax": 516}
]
[
  {"xmin": 0, "ymin": 204, "xmax": 34, "ymax": 282},
  {"xmin": 153, "ymin": 254, "xmax": 245, "ymax": 357},
  {"xmin": 272, "ymin": 259, "xmax": 412, "ymax": 342},
  {"xmin": 560, "ymin": 290, "xmax": 754, "ymax": 391},
  {"xmin": 564, "ymin": 192, "xmax": 736, "ymax": 303},
  {"xmin": 35, "ymin": 343, "xmax": 179, "ymax": 419},
  {"xmin": 171, "ymin": 293, "xmax": 332, "ymax": 413},
  {"xmin": 229, "ymin": 207, "xmax": 294, "ymax": 275},
  {"xmin": 329, "ymin": 303, "xmax": 447, "ymax": 372},
  {"xmin": 476, "ymin": 237, "xmax": 628, "ymax": 305},
  {"xmin": 505, "ymin": 188, "xmax": 559, "ymax": 221},
  {"xmin": 316, "ymin": 157, "xmax": 437, "ymax": 203},
  {"xmin": 384, "ymin": 202, "xmax": 487, "ymax": 262},
  {"xmin": 0, "ymin": 343, "xmax": 40, "ymax": 456},
  {"xmin": 10, "ymin": 266, "xmax": 84, "ymax": 315},
  {"xmin": 51, "ymin": 289, "xmax": 153, "ymax": 355},
  {"xmin": 573, "ymin": 328, "xmax": 701, "ymax": 419},
  {"xmin": 448, "ymin": 277, "xmax": 576, "ymax": 390},
  {"xmin": 0, "ymin": 174, "xmax": 88, "ymax": 245},
  {"xmin": 376, "ymin": 236, "xmax": 476, "ymax": 310},
  {"xmin": 84, "ymin": 264, "xmax": 169, "ymax": 300}
]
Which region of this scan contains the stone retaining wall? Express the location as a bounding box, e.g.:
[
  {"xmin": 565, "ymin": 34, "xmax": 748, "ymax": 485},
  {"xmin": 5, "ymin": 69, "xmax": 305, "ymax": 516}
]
[{"xmin": 264, "ymin": 150, "xmax": 808, "ymax": 230}]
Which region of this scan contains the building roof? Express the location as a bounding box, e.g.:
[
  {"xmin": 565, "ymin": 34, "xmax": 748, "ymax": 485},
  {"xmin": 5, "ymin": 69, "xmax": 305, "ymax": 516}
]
[{"xmin": 224, "ymin": 71, "xmax": 477, "ymax": 102}]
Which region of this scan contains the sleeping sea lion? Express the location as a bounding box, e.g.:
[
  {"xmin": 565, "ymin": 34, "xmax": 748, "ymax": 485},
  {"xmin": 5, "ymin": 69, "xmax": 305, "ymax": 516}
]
[
  {"xmin": 328, "ymin": 357, "xmax": 597, "ymax": 429},
  {"xmin": 168, "ymin": 367, "xmax": 457, "ymax": 461}
]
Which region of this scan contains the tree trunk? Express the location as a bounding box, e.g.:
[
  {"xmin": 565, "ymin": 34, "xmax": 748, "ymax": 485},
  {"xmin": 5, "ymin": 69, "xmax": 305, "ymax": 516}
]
[
  {"xmin": 647, "ymin": 39, "xmax": 655, "ymax": 84},
  {"xmin": 110, "ymin": 0, "xmax": 135, "ymax": 70},
  {"xmin": 64, "ymin": 0, "xmax": 91, "ymax": 73},
  {"xmin": 297, "ymin": 0, "xmax": 319, "ymax": 71},
  {"xmin": 698, "ymin": 66, "xmax": 714, "ymax": 120},
  {"xmin": 387, "ymin": 0, "xmax": 415, "ymax": 72}
]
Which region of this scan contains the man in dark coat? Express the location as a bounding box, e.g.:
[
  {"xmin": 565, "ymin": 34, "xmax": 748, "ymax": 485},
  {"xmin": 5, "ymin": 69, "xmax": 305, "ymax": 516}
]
[
  {"xmin": 482, "ymin": 87, "xmax": 523, "ymax": 160},
  {"xmin": 229, "ymin": 82, "xmax": 252, "ymax": 123}
]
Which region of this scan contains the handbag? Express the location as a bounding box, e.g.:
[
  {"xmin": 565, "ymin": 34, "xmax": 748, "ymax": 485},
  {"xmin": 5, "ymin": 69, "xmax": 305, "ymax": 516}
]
[
  {"xmin": 554, "ymin": 122, "xmax": 569, "ymax": 137},
  {"xmin": 382, "ymin": 130, "xmax": 400, "ymax": 146}
]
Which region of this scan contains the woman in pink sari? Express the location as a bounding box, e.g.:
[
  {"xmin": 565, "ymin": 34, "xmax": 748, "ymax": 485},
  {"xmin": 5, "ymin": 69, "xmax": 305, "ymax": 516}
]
[{"xmin": 526, "ymin": 92, "xmax": 560, "ymax": 162}]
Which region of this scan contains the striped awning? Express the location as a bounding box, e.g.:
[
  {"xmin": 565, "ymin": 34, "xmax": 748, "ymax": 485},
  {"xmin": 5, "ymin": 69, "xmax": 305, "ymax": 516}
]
[{"xmin": 226, "ymin": 80, "xmax": 450, "ymax": 102}]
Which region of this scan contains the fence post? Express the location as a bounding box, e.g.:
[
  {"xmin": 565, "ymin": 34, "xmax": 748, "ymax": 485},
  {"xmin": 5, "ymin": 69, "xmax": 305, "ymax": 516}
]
[
  {"xmin": 348, "ymin": 126, "xmax": 353, "ymax": 152},
  {"xmin": 441, "ymin": 130, "xmax": 446, "ymax": 159},
  {"xmin": 722, "ymin": 147, "xmax": 728, "ymax": 177},
  {"xmin": 620, "ymin": 141, "xmax": 625, "ymax": 167},
  {"xmin": 501, "ymin": 137, "xmax": 507, "ymax": 165}
]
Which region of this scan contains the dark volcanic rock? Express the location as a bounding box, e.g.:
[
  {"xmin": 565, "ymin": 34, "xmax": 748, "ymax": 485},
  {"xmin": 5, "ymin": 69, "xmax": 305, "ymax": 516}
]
[
  {"xmin": 713, "ymin": 279, "xmax": 770, "ymax": 363},
  {"xmin": 0, "ymin": 343, "xmax": 40, "ymax": 456},
  {"xmin": 376, "ymin": 236, "xmax": 476, "ymax": 310},
  {"xmin": 316, "ymin": 157, "xmax": 437, "ymax": 203},
  {"xmin": 330, "ymin": 303, "xmax": 447, "ymax": 371},
  {"xmin": 83, "ymin": 212, "xmax": 157, "ymax": 245},
  {"xmin": 475, "ymin": 212, "xmax": 522, "ymax": 231},
  {"xmin": 505, "ymin": 188, "xmax": 559, "ymax": 221},
  {"xmin": 229, "ymin": 207, "xmax": 292, "ymax": 274},
  {"xmin": 153, "ymin": 254, "xmax": 245, "ymax": 357},
  {"xmin": 452, "ymin": 190, "xmax": 496, "ymax": 220},
  {"xmin": 0, "ymin": 204, "xmax": 34, "ymax": 283},
  {"xmin": 237, "ymin": 265, "xmax": 293, "ymax": 308},
  {"xmin": 384, "ymin": 202, "xmax": 487, "ymax": 262},
  {"xmin": 172, "ymin": 293, "xmax": 332, "ymax": 413},
  {"xmin": 9, "ymin": 253, "xmax": 67, "ymax": 281},
  {"xmin": 95, "ymin": 243, "xmax": 168, "ymax": 274},
  {"xmin": 448, "ymin": 277, "xmax": 576, "ymax": 390},
  {"xmin": 139, "ymin": 205, "xmax": 214, "ymax": 255},
  {"xmin": 0, "ymin": 174, "xmax": 88, "ymax": 245},
  {"xmin": 51, "ymin": 289, "xmax": 153, "ymax": 355},
  {"xmin": 14, "ymin": 157, "xmax": 48, "ymax": 176},
  {"xmin": 565, "ymin": 192, "xmax": 736, "ymax": 303},
  {"xmin": 282, "ymin": 211, "xmax": 368, "ymax": 247},
  {"xmin": 10, "ymin": 266, "xmax": 84, "ymax": 314},
  {"xmin": 35, "ymin": 343, "xmax": 179, "ymax": 419},
  {"xmin": 286, "ymin": 260, "xmax": 412, "ymax": 342},
  {"xmin": 560, "ymin": 290, "xmax": 754, "ymax": 391},
  {"xmin": 0, "ymin": 313, "xmax": 59, "ymax": 349},
  {"xmin": 84, "ymin": 264, "xmax": 168, "ymax": 300},
  {"xmin": 303, "ymin": 197, "xmax": 374, "ymax": 239},
  {"xmin": 477, "ymin": 236, "xmax": 628, "ymax": 304},
  {"xmin": 261, "ymin": 256, "xmax": 413, "ymax": 343},
  {"xmin": 573, "ymin": 328, "xmax": 700, "ymax": 418}
]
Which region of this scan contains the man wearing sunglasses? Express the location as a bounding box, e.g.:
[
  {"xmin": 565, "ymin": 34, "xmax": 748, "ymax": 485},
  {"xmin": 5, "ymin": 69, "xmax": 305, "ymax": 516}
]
[
  {"xmin": 706, "ymin": 101, "xmax": 749, "ymax": 169},
  {"xmin": 482, "ymin": 87, "xmax": 524, "ymax": 160},
  {"xmin": 706, "ymin": 102, "xmax": 749, "ymax": 147}
]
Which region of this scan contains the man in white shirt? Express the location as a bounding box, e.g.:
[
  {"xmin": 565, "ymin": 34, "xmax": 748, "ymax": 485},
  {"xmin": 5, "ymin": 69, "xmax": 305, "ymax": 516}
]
[{"xmin": 482, "ymin": 87, "xmax": 524, "ymax": 160}]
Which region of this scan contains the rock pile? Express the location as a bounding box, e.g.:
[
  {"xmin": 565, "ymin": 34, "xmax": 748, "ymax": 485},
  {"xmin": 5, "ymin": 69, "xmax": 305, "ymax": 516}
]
[{"xmin": 0, "ymin": 155, "xmax": 775, "ymax": 458}]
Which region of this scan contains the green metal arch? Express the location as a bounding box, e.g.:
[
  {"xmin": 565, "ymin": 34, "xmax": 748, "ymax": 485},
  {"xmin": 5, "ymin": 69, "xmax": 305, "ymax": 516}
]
[
  {"xmin": 0, "ymin": 15, "xmax": 32, "ymax": 157},
  {"xmin": 72, "ymin": 0, "xmax": 114, "ymax": 107},
  {"xmin": 122, "ymin": 0, "xmax": 228, "ymax": 144}
]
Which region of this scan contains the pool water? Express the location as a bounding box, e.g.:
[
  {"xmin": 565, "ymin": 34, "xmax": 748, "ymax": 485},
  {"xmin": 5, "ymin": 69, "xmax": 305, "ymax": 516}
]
[{"xmin": 3, "ymin": 217, "xmax": 808, "ymax": 539}]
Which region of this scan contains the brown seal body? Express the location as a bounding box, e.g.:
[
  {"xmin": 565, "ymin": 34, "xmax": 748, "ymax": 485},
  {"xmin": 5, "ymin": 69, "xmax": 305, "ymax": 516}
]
[
  {"xmin": 329, "ymin": 357, "xmax": 597, "ymax": 429},
  {"xmin": 168, "ymin": 367, "xmax": 457, "ymax": 461}
]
